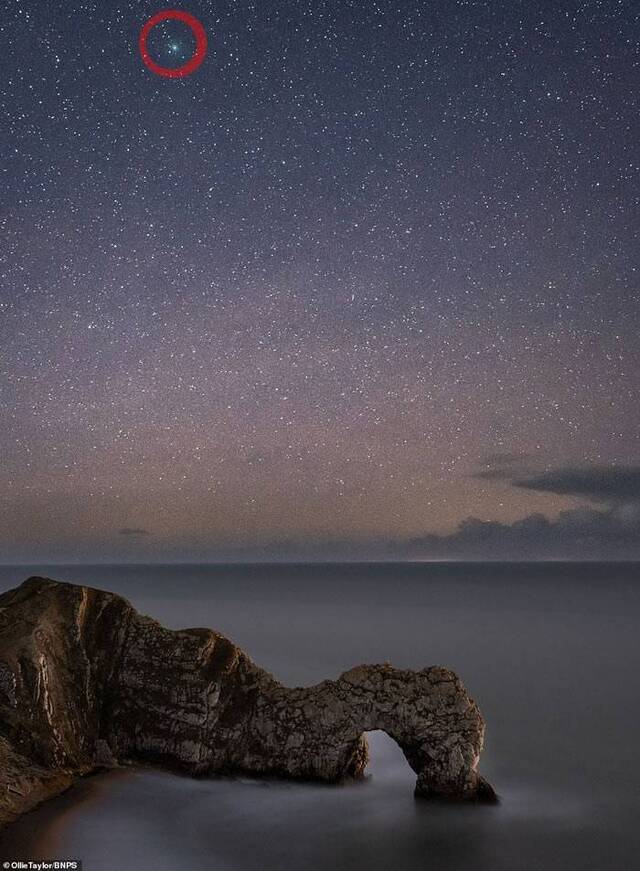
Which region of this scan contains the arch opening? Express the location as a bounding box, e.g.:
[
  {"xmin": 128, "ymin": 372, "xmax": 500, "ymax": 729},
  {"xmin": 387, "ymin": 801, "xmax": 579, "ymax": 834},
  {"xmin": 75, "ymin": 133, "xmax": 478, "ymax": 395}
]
[{"xmin": 362, "ymin": 730, "xmax": 416, "ymax": 789}]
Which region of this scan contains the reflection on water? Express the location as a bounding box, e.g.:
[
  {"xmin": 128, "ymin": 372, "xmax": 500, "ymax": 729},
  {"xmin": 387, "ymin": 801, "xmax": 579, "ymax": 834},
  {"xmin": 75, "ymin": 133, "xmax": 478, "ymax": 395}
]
[{"xmin": 0, "ymin": 562, "xmax": 639, "ymax": 870}]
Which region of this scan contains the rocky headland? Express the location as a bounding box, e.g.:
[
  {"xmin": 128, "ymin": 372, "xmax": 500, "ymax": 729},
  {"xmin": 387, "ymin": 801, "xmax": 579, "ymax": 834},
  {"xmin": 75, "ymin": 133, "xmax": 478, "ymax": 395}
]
[{"xmin": 0, "ymin": 577, "xmax": 495, "ymax": 827}]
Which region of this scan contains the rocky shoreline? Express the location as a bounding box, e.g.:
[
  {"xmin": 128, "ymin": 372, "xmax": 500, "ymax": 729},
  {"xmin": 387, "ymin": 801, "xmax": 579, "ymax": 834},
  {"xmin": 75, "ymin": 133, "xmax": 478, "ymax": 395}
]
[{"xmin": 0, "ymin": 577, "xmax": 495, "ymax": 828}]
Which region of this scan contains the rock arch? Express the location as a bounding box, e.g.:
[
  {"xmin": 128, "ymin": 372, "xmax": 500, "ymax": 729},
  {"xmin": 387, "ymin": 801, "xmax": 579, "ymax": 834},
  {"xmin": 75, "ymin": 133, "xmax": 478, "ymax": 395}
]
[
  {"xmin": 246, "ymin": 664, "xmax": 495, "ymax": 801},
  {"xmin": 0, "ymin": 578, "xmax": 495, "ymax": 828}
]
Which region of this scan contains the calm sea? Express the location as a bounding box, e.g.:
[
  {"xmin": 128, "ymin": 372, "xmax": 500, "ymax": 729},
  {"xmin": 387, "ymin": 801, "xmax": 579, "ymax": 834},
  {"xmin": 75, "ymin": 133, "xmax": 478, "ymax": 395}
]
[{"xmin": 0, "ymin": 562, "xmax": 638, "ymax": 870}]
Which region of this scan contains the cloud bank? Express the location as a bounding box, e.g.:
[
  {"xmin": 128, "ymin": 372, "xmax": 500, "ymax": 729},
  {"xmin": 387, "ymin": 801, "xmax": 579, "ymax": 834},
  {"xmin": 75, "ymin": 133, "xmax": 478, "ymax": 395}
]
[{"xmin": 408, "ymin": 465, "xmax": 640, "ymax": 560}]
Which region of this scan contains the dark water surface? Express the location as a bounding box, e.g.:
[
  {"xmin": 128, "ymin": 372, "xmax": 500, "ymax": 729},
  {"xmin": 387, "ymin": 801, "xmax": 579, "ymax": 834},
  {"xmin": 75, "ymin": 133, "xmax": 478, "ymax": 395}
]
[{"xmin": 0, "ymin": 562, "xmax": 638, "ymax": 870}]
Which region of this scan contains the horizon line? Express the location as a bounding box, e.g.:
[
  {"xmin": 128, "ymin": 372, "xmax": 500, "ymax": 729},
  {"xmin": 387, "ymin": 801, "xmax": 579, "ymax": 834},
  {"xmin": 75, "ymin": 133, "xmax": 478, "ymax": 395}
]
[{"xmin": 1, "ymin": 558, "xmax": 639, "ymax": 568}]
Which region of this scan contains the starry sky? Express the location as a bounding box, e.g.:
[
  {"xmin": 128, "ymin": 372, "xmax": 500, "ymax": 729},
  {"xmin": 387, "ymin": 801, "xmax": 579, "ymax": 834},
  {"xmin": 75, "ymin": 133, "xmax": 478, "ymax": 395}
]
[{"xmin": 1, "ymin": 0, "xmax": 639, "ymax": 562}]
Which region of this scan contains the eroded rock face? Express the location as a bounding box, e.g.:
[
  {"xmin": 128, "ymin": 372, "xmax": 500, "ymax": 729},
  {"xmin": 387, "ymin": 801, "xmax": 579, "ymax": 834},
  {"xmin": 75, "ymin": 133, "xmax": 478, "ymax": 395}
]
[{"xmin": 0, "ymin": 577, "xmax": 495, "ymax": 827}]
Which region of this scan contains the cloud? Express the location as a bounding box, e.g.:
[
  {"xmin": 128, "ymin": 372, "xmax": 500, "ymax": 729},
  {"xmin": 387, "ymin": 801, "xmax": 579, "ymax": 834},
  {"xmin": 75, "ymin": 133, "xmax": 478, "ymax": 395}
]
[
  {"xmin": 409, "ymin": 464, "xmax": 640, "ymax": 560},
  {"xmin": 118, "ymin": 527, "xmax": 151, "ymax": 537},
  {"xmin": 512, "ymin": 466, "xmax": 640, "ymax": 504}
]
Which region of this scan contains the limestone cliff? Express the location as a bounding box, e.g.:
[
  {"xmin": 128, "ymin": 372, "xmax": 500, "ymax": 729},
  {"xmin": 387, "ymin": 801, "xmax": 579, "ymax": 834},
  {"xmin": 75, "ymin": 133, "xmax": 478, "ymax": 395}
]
[{"xmin": 0, "ymin": 577, "xmax": 495, "ymax": 827}]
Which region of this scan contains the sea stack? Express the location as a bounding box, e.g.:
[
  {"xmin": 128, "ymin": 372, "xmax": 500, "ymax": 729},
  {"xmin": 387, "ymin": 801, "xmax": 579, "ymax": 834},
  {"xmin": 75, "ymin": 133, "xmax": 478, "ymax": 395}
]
[{"xmin": 0, "ymin": 577, "xmax": 496, "ymax": 827}]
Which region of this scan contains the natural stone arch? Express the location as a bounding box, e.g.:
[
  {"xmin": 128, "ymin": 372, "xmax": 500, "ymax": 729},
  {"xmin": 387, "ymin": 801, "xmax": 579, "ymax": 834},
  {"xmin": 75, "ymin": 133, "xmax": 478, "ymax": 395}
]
[
  {"xmin": 243, "ymin": 664, "xmax": 494, "ymax": 801},
  {"xmin": 0, "ymin": 578, "xmax": 495, "ymax": 828}
]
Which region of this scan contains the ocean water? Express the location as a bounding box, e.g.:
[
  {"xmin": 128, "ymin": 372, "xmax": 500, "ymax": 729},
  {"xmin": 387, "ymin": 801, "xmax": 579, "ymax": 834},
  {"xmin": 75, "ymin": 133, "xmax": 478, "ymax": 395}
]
[{"xmin": 0, "ymin": 561, "xmax": 638, "ymax": 870}]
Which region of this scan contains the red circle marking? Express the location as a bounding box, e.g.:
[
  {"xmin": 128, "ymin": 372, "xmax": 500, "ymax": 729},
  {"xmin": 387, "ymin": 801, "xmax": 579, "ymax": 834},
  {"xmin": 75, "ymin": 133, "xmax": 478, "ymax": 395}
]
[{"xmin": 139, "ymin": 10, "xmax": 208, "ymax": 79}]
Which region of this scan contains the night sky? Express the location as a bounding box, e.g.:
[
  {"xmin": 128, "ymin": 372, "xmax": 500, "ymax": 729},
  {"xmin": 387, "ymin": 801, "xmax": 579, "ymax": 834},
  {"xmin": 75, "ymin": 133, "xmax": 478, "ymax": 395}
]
[{"xmin": 1, "ymin": 0, "xmax": 639, "ymax": 562}]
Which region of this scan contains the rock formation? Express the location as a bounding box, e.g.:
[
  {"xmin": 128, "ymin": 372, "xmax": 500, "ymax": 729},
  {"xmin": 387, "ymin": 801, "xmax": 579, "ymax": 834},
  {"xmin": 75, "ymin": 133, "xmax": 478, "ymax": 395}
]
[{"xmin": 0, "ymin": 577, "xmax": 495, "ymax": 827}]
